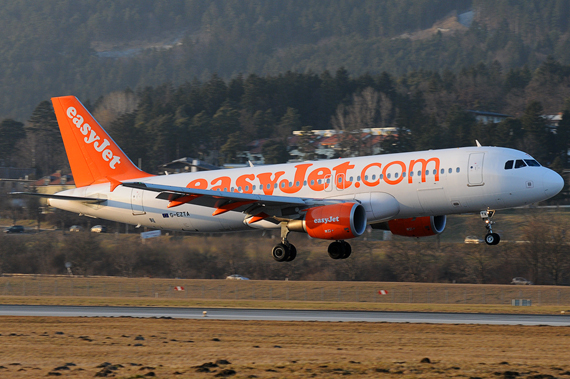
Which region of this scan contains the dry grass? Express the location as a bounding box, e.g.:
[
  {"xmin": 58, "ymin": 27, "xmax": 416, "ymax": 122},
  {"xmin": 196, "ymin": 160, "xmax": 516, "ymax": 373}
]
[
  {"xmin": 2, "ymin": 276, "xmax": 570, "ymax": 314},
  {"xmin": 3, "ymin": 296, "xmax": 570, "ymax": 316},
  {"xmin": 0, "ymin": 317, "xmax": 569, "ymax": 378}
]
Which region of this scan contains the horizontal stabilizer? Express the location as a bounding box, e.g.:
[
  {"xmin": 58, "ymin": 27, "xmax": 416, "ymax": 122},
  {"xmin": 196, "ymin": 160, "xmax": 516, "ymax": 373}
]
[{"xmin": 10, "ymin": 192, "xmax": 105, "ymax": 204}]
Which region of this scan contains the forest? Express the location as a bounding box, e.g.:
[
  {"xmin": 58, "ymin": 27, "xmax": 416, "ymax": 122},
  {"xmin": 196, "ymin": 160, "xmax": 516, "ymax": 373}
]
[
  {"xmin": 1, "ymin": 0, "xmax": 570, "ymax": 121},
  {"xmin": 3, "ymin": 57, "xmax": 570, "ymax": 181}
]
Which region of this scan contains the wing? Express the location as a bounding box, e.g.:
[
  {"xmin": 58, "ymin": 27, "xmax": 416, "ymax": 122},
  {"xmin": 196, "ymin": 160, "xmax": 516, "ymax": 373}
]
[{"xmin": 121, "ymin": 181, "xmax": 348, "ymax": 224}]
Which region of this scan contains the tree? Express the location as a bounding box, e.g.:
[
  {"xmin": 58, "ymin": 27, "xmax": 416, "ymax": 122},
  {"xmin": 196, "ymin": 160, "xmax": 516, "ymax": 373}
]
[
  {"xmin": 0, "ymin": 119, "xmax": 25, "ymax": 166},
  {"xmin": 520, "ymin": 101, "xmax": 552, "ymax": 164},
  {"xmin": 521, "ymin": 214, "xmax": 570, "ymax": 285},
  {"xmin": 331, "ymin": 87, "xmax": 383, "ymax": 156},
  {"xmin": 220, "ymin": 132, "xmax": 245, "ymax": 164},
  {"xmin": 276, "ymin": 107, "xmax": 302, "ymax": 141},
  {"xmin": 261, "ymin": 140, "xmax": 289, "ymax": 164},
  {"xmin": 296, "ymin": 125, "xmax": 317, "ymax": 161},
  {"xmin": 27, "ymin": 101, "xmax": 66, "ymax": 177},
  {"xmin": 555, "ymin": 110, "xmax": 570, "ymax": 167}
]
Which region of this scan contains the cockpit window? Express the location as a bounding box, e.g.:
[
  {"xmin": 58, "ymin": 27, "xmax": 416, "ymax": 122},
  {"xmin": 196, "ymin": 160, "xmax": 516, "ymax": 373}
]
[
  {"xmin": 504, "ymin": 160, "xmax": 514, "ymax": 170},
  {"xmin": 524, "ymin": 159, "xmax": 541, "ymax": 167},
  {"xmin": 515, "ymin": 159, "xmax": 527, "ymax": 169}
]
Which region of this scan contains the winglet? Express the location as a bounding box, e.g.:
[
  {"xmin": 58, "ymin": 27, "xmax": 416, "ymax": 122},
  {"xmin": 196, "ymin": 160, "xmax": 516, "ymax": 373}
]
[
  {"xmin": 51, "ymin": 96, "xmax": 153, "ymax": 187},
  {"xmin": 475, "ymin": 140, "xmax": 482, "ymax": 147}
]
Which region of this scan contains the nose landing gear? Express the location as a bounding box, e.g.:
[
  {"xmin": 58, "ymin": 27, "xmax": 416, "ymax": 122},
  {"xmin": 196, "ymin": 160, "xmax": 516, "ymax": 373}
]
[{"xmin": 481, "ymin": 210, "xmax": 500, "ymax": 245}]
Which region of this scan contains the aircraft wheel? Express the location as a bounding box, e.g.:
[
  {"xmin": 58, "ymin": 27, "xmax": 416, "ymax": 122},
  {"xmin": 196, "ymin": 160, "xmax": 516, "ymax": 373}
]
[
  {"xmin": 272, "ymin": 243, "xmax": 290, "ymax": 262},
  {"xmin": 485, "ymin": 233, "xmax": 500, "ymax": 245},
  {"xmin": 341, "ymin": 241, "xmax": 352, "ymax": 259},
  {"xmin": 286, "ymin": 244, "xmax": 297, "ymax": 262},
  {"xmin": 328, "ymin": 241, "xmax": 344, "ymax": 259}
]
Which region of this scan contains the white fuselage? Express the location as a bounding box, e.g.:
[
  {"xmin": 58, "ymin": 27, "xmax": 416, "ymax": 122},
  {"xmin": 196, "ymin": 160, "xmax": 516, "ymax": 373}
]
[{"xmin": 48, "ymin": 146, "xmax": 564, "ymax": 233}]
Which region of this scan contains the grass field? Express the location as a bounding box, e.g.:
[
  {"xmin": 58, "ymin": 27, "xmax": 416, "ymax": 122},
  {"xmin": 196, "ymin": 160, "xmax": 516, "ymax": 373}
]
[
  {"xmin": 2, "ymin": 276, "xmax": 570, "ymax": 314},
  {"xmin": 0, "ymin": 316, "xmax": 569, "ymax": 378}
]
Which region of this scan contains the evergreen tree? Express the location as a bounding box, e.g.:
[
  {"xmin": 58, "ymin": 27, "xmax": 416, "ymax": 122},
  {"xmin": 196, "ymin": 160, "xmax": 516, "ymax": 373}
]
[
  {"xmin": 521, "ymin": 101, "xmax": 552, "ymax": 164},
  {"xmin": 27, "ymin": 101, "xmax": 65, "ymax": 176},
  {"xmin": 262, "ymin": 140, "xmax": 289, "ymax": 164},
  {"xmin": 0, "ymin": 119, "xmax": 26, "ymax": 166}
]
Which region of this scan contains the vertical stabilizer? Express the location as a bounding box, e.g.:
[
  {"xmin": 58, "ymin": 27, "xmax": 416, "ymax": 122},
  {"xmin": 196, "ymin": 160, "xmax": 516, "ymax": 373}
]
[{"xmin": 51, "ymin": 96, "xmax": 152, "ymax": 187}]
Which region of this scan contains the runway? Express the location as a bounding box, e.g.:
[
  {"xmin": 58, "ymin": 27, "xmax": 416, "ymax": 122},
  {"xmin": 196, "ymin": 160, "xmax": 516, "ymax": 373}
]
[{"xmin": 0, "ymin": 304, "xmax": 569, "ymax": 325}]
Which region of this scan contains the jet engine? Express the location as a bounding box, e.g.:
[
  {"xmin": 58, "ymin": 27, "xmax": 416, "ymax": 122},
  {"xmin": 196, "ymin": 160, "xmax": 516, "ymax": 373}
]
[
  {"xmin": 372, "ymin": 215, "xmax": 447, "ymax": 237},
  {"xmin": 288, "ymin": 203, "xmax": 367, "ymax": 240}
]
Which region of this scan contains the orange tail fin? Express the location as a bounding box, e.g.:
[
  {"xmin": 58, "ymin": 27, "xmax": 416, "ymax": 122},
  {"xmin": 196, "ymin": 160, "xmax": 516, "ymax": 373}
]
[{"xmin": 51, "ymin": 96, "xmax": 153, "ymax": 188}]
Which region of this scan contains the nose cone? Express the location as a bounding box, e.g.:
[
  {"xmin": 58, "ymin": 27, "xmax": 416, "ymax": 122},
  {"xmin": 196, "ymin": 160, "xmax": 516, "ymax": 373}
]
[{"xmin": 543, "ymin": 169, "xmax": 564, "ymax": 198}]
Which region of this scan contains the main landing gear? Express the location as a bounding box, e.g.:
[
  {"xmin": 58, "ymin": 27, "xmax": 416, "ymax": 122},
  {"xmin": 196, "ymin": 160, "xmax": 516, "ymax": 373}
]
[
  {"xmin": 272, "ymin": 222, "xmax": 297, "ymax": 262},
  {"xmin": 481, "ymin": 210, "xmax": 500, "ymax": 245},
  {"xmin": 327, "ymin": 240, "xmax": 352, "ymax": 260},
  {"xmin": 271, "ymin": 223, "xmax": 353, "ymax": 262}
]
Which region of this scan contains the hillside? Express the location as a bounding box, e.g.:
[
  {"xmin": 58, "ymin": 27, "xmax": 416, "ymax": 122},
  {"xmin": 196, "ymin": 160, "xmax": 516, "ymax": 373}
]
[{"xmin": 1, "ymin": 0, "xmax": 570, "ymax": 120}]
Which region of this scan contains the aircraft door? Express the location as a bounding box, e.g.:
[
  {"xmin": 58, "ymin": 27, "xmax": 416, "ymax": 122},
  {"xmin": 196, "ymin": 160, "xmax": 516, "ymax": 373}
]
[
  {"xmin": 468, "ymin": 153, "xmax": 485, "ymax": 186},
  {"xmin": 131, "ymin": 188, "xmax": 146, "ymax": 215}
]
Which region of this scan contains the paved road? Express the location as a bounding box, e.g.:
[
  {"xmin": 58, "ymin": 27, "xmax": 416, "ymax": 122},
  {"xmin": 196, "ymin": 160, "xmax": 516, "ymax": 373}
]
[{"xmin": 0, "ymin": 304, "xmax": 569, "ymax": 325}]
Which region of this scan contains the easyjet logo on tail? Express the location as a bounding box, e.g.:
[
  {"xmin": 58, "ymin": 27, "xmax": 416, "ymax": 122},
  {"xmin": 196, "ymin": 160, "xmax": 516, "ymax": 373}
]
[{"xmin": 66, "ymin": 107, "xmax": 121, "ymax": 169}]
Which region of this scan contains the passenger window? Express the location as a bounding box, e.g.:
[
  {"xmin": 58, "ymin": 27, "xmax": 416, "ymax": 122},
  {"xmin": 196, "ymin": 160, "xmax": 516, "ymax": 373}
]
[
  {"xmin": 372, "ymin": 175, "xmax": 376, "ymax": 180},
  {"xmin": 448, "ymin": 168, "xmax": 452, "ymax": 174},
  {"xmin": 304, "ymin": 180, "xmax": 307, "ymax": 186},
  {"xmin": 456, "ymin": 167, "xmax": 460, "ymax": 173},
  {"xmin": 296, "ymin": 181, "xmax": 300, "ymax": 186},
  {"xmin": 410, "ymin": 171, "xmax": 414, "ymax": 177},
  {"xmin": 311, "ymin": 180, "xmax": 315, "ymax": 185},
  {"xmin": 238, "ymin": 187, "xmax": 242, "ymax": 192},
  {"xmin": 387, "ymin": 173, "xmax": 391, "ymax": 179},
  {"xmin": 380, "ymin": 174, "xmax": 383, "ymax": 179},
  {"xmin": 357, "ymin": 176, "xmax": 361, "ymax": 181},
  {"xmin": 425, "ymin": 170, "xmax": 429, "ymax": 176},
  {"xmin": 245, "ymin": 186, "xmax": 249, "ymax": 191},
  {"xmin": 440, "ymin": 168, "xmax": 444, "ymax": 174},
  {"xmin": 395, "ymin": 172, "xmax": 399, "ymax": 179},
  {"xmin": 524, "ymin": 159, "xmax": 540, "ymax": 167},
  {"xmin": 417, "ymin": 170, "xmax": 421, "ymax": 176},
  {"xmin": 281, "ymin": 182, "xmax": 285, "ymax": 188},
  {"xmin": 505, "ymin": 160, "xmax": 514, "ymax": 170},
  {"xmin": 402, "ymin": 172, "xmax": 406, "ymax": 178},
  {"xmin": 433, "ymin": 169, "xmax": 437, "ymax": 175},
  {"xmin": 515, "ymin": 159, "xmax": 527, "ymax": 169}
]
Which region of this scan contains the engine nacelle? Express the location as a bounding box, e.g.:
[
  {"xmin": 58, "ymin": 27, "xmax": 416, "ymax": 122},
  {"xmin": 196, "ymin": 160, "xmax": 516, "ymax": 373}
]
[
  {"xmin": 385, "ymin": 215, "xmax": 447, "ymax": 237},
  {"xmin": 288, "ymin": 203, "xmax": 367, "ymax": 240}
]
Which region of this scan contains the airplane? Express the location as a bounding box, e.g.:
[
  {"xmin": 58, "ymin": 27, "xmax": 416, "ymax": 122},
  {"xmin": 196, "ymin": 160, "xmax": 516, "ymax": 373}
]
[{"xmin": 15, "ymin": 96, "xmax": 565, "ymax": 262}]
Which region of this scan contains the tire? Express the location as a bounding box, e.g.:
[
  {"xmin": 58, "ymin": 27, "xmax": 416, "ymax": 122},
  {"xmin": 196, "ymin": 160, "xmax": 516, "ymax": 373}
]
[
  {"xmin": 272, "ymin": 243, "xmax": 290, "ymax": 262},
  {"xmin": 286, "ymin": 244, "xmax": 297, "ymax": 262},
  {"xmin": 485, "ymin": 233, "xmax": 500, "ymax": 245},
  {"xmin": 328, "ymin": 241, "xmax": 344, "ymax": 260},
  {"xmin": 341, "ymin": 241, "xmax": 352, "ymax": 259},
  {"xmin": 491, "ymin": 233, "xmax": 500, "ymax": 245}
]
